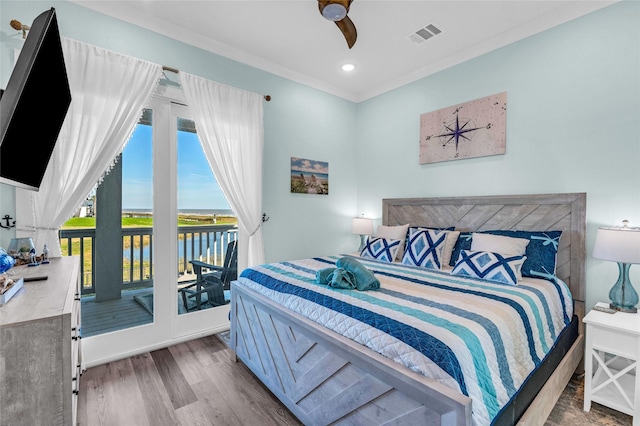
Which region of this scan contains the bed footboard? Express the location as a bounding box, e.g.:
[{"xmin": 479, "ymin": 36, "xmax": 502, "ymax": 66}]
[{"xmin": 230, "ymin": 282, "xmax": 472, "ymax": 426}]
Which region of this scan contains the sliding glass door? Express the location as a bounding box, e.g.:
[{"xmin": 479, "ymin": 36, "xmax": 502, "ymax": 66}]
[
  {"xmin": 72, "ymin": 110, "xmax": 155, "ymax": 338},
  {"xmin": 176, "ymin": 115, "xmax": 236, "ymax": 316},
  {"xmin": 169, "ymin": 104, "xmax": 235, "ymax": 335},
  {"xmin": 151, "ymin": 100, "xmax": 234, "ymax": 337},
  {"xmin": 82, "ymin": 95, "xmax": 233, "ymax": 363}
]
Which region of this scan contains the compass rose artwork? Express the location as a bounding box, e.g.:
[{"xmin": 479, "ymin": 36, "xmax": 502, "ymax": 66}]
[{"xmin": 419, "ymin": 92, "xmax": 507, "ymax": 164}]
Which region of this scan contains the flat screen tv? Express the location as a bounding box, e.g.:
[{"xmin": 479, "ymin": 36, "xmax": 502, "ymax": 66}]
[{"xmin": 0, "ymin": 8, "xmax": 71, "ymax": 191}]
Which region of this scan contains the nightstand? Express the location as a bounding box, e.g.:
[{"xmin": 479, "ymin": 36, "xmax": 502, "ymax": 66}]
[{"xmin": 583, "ymin": 308, "xmax": 640, "ymax": 425}]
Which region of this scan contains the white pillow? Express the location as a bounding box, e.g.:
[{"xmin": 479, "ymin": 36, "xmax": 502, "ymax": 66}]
[
  {"xmin": 471, "ymin": 233, "xmax": 529, "ymax": 256},
  {"xmin": 442, "ymin": 230, "xmax": 461, "ymax": 267},
  {"xmin": 376, "ymin": 224, "xmax": 410, "ymax": 261}
]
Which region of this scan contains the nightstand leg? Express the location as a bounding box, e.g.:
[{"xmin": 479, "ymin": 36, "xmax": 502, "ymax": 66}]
[
  {"xmin": 635, "ymin": 340, "xmax": 640, "ymax": 426},
  {"xmin": 584, "ymin": 334, "xmax": 593, "ymax": 411}
]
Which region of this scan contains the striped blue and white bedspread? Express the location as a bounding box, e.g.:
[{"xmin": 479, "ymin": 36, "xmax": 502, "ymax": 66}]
[{"xmin": 237, "ymin": 255, "xmax": 573, "ymax": 425}]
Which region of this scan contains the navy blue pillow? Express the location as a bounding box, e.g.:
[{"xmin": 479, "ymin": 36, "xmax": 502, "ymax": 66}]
[
  {"xmin": 450, "ymin": 232, "xmax": 473, "ymax": 267},
  {"xmin": 449, "ymin": 230, "xmax": 562, "ymax": 281}
]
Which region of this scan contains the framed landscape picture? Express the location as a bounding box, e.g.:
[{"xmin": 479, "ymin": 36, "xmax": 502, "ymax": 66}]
[
  {"xmin": 290, "ymin": 157, "xmax": 329, "ymax": 195},
  {"xmin": 419, "ymin": 92, "xmax": 507, "ymax": 164}
]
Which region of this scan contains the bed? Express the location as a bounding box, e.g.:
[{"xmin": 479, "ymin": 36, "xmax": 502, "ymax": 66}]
[{"xmin": 230, "ymin": 193, "xmax": 586, "ymax": 425}]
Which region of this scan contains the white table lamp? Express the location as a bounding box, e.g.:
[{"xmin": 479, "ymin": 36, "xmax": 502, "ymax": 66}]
[
  {"xmin": 352, "ymin": 216, "xmax": 373, "ymax": 252},
  {"xmin": 593, "ymin": 220, "xmax": 640, "ymax": 313}
]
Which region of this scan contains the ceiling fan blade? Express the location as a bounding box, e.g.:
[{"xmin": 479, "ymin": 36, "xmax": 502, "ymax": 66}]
[{"xmin": 335, "ymin": 15, "xmax": 357, "ymax": 49}]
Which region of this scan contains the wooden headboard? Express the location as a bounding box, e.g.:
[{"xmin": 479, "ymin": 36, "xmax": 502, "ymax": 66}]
[{"xmin": 382, "ymin": 193, "xmax": 586, "ymax": 315}]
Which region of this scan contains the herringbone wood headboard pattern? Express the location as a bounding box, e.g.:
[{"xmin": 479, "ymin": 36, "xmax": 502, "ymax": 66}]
[{"xmin": 382, "ymin": 193, "xmax": 586, "ymax": 303}]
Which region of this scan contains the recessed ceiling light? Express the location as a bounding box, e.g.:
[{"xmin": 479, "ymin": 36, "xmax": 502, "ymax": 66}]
[{"xmin": 342, "ymin": 63, "xmax": 355, "ymax": 72}]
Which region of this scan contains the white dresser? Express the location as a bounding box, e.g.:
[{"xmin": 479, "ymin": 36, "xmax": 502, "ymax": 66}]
[{"xmin": 0, "ymin": 257, "xmax": 81, "ymax": 425}]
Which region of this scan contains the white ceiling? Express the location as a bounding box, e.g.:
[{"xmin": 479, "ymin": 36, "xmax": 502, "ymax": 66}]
[{"xmin": 70, "ymin": 0, "xmax": 617, "ymax": 102}]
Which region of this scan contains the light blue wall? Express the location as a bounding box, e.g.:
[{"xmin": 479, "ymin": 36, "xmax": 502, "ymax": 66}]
[
  {"xmin": 0, "ymin": 0, "xmax": 359, "ymax": 259},
  {"xmin": 1, "ymin": 1, "xmax": 638, "ymax": 311},
  {"xmin": 354, "ymin": 1, "xmax": 640, "ymax": 311}
]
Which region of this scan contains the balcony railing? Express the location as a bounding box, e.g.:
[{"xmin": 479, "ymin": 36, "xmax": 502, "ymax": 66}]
[{"xmin": 59, "ymin": 225, "xmax": 237, "ymax": 295}]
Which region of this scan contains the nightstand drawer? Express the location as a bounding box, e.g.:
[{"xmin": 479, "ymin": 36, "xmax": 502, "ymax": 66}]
[{"xmin": 590, "ymin": 325, "xmax": 638, "ymax": 359}]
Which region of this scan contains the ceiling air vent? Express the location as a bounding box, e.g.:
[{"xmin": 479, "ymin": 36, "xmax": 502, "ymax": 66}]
[{"xmin": 406, "ymin": 24, "xmax": 442, "ymax": 45}]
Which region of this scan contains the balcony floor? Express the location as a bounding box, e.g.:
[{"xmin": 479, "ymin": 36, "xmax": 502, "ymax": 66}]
[
  {"xmin": 81, "ymin": 288, "xmax": 153, "ymax": 337},
  {"xmin": 80, "ymin": 276, "xmax": 228, "ymax": 338}
]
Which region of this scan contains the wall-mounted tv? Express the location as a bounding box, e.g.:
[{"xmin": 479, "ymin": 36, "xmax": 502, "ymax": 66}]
[{"xmin": 0, "ymin": 8, "xmax": 71, "ymax": 191}]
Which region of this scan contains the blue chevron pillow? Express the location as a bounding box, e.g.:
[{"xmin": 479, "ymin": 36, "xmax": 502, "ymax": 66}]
[
  {"xmin": 449, "ymin": 230, "xmax": 562, "ymax": 281},
  {"xmin": 360, "ymin": 237, "xmax": 401, "ymax": 263},
  {"xmin": 476, "ymin": 230, "xmax": 562, "ymax": 281},
  {"xmin": 451, "ymin": 250, "xmax": 527, "ymax": 286},
  {"xmin": 402, "ymin": 228, "xmax": 448, "ymax": 270}
]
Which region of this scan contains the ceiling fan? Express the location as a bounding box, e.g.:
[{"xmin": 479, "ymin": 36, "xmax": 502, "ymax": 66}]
[{"xmin": 318, "ymin": 0, "xmax": 357, "ymax": 49}]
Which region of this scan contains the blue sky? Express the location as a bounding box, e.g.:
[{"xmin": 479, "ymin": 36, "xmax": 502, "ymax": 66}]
[
  {"xmin": 291, "ymin": 157, "xmax": 329, "ymax": 176},
  {"xmin": 121, "ymin": 123, "xmax": 231, "ymax": 211}
]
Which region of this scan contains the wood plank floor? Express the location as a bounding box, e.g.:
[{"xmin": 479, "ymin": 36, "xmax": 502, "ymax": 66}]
[
  {"xmin": 546, "ymin": 374, "xmax": 632, "ymax": 425},
  {"xmin": 77, "ymin": 334, "xmax": 301, "ymax": 426},
  {"xmin": 78, "ymin": 334, "xmax": 632, "ymax": 426}
]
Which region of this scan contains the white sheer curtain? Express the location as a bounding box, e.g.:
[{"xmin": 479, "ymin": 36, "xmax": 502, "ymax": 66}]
[
  {"xmin": 179, "ymin": 72, "xmax": 265, "ymax": 270},
  {"xmin": 16, "ymin": 38, "xmax": 162, "ymax": 257}
]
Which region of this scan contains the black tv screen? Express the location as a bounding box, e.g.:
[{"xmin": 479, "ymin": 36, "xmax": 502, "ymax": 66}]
[{"xmin": 0, "ymin": 8, "xmax": 71, "ymax": 191}]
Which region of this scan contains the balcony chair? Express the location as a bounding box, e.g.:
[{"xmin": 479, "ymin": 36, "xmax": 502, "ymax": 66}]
[{"xmin": 179, "ymin": 240, "xmax": 237, "ymax": 312}]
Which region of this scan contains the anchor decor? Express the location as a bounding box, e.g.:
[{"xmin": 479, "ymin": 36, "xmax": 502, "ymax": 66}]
[{"xmin": 0, "ymin": 215, "xmax": 16, "ymax": 230}]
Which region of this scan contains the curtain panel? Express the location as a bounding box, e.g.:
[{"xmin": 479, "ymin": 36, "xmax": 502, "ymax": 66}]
[
  {"xmin": 16, "ymin": 38, "xmax": 162, "ymax": 257},
  {"xmin": 179, "ymin": 72, "xmax": 265, "ymax": 270}
]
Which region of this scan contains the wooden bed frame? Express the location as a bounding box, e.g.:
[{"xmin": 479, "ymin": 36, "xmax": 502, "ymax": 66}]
[{"xmin": 230, "ymin": 193, "xmax": 586, "ymax": 425}]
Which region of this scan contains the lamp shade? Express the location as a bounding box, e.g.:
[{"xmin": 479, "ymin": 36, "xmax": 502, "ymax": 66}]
[
  {"xmin": 351, "ymin": 217, "xmax": 373, "ymax": 235},
  {"xmin": 593, "ymin": 226, "xmax": 640, "ymax": 265}
]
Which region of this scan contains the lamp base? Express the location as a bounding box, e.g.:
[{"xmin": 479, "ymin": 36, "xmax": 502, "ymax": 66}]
[
  {"xmin": 610, "ymin": 302, "xmax": 638, "ymax": 313},
  {"xmin": 357, "ymin": 234, "xmax": 367, "ymax": 253},
  {"xmin": 608, "ymin": 262, "xmax": 638, "ymax": 313}
]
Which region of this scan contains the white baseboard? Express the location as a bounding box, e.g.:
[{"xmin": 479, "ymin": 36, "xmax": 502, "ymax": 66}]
[{"xmin": 82, "ymin": 324, "xmax": 230, "ymax": 369}]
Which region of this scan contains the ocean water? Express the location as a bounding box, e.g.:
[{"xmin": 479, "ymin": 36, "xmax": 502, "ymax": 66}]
[
  {"xmin": 121, "ymin": 209, "xmax": 236, "ymax": 262},
  {"xmin": 290, "ymin": 171, "xmax": 329, "ymax": 181},
  {"xmin": 124, "ymin": 208, "xmax": 235, "ymax": 216},
  {"xmin": 124, "ymin": 233, "xmax": 236, "ymax": 263}
]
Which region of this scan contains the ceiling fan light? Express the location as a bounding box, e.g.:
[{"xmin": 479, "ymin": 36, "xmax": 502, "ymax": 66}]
[
  {"xmin": 322, "ymin": 4, "xmax": 347, "ymax": 21},
  {"xmin": 341, "ymin": 63, "xmax": 355, "ymax": 72}
]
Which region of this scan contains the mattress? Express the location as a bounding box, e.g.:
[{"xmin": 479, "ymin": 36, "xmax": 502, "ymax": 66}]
[{"xmin": 237, "ymin": 255, "xmax": 574, "ymax": 425}]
